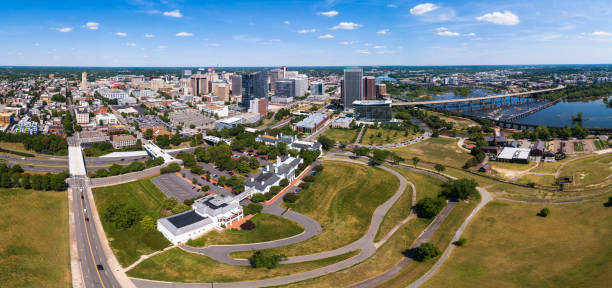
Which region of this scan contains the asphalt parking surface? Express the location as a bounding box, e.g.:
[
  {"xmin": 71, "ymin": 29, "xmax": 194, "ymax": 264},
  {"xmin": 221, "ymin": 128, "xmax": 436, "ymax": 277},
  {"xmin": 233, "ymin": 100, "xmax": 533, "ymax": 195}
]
[{"xmin": 151, "ymin": 173, "xmax": 205, "ymax": 202}]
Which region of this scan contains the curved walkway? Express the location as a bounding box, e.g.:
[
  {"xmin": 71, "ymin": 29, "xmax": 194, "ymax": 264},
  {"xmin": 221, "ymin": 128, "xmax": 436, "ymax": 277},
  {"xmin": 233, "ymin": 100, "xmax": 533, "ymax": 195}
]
[{"xmin": 130, "ymin": 157, "xmax": 411, "ymax": 288}]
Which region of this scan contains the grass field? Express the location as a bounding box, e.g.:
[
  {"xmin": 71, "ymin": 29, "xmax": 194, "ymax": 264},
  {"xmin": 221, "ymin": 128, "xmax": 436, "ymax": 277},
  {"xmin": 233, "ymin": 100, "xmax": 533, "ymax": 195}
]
[
  {"xmin": 559, "ymin": 154, "xmax": 612, "ymax": 186},
  {"xmin": 516, "ymin": 174, "xmax": 558, "ymax": 186},
  {"xmin": 489, "ymin": 161, "xmax": 536, "ymax": 171},
  {"xmin": 321, "ymin": 128, "xmax": 359, "ymax": 145},
  {"xmin": 93, "ymin": 178, "xmax": 171, "ymax": 267},
  {"xmin": 429, "ymin": 111, "xmax": 479, "ymax": 131},
  {"xmin": 232, "ymin": 161, "xmax": 399, "ymax": 258},
  {"xmin": 421, "ymin": 196, "xmax": 612, "ymax": 288},
  {"xmin": 127, "ymin": 247, "xmax": 359, "ymax": 282},
  {"xmin": 388, "ymin": 137, "xmax": 471, "ymax": 168},
  {"xmin": 361, "ymin": 128, "xmax": 418, "ymax": 146},
  {"xmin": 187, "ymin": 213, "xmax": 304, "ymax": 247},
  {"xmin": 0, "ymin": 189, "xmax": 70, "ymax": 288}
]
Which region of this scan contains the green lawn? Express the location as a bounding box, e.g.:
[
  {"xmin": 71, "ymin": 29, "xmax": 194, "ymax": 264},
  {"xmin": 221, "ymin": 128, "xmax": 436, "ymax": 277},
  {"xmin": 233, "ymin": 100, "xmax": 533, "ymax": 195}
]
[
  {"xmin": 321, "ymin": 128, "xmax": 359, "ymax": 145},
  {"xmin": 516, "ymin": 174, "xmax": 558, "ymax": 186},
  {"xmin": 388, "ymin": 137, "xmax": 471, "ymax": 168},
  {"xmin": 127, "ymin": 247, "xmax": 359, "ymax": 283},
  {"xmin": 488, "ymin": 161, "xmax": 536, "ymax": 171},
  {"xmin": 232, "ymin": 161, "xmax": 399, "ymax": 258},
  {"xmin": 187, "ymin": 213, "xmax": 304, "ymax": 247},
  {"xmin": 559, "ymin": 153, "xmax": 612, "ymax": 186},
  {"xmin": 422, "ymin": 196, "xmax": 612, "ymax": 288},
  {"xmin": 361, "ymin": 128, "xmax": 418, "ymax": 146},
  {"xmin": 0, "ymin": 189, "xmax": 70, "ymax": 288},
  {"xmin": 93, "ymin": 178, "xmax": 171, "ymax": 267}
]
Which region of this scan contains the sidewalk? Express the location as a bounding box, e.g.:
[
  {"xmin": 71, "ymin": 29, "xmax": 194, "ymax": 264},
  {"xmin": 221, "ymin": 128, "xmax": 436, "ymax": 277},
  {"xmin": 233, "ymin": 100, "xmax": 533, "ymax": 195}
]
[{"xmin": 263, "ymin": 164, "xmax": 312, "ymax": 205}]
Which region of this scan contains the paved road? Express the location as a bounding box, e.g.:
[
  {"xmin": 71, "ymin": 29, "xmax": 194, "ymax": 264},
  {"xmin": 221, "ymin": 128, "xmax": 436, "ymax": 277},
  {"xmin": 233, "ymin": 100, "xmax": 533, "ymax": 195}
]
[{"xmin": 89, "ymin": 166, "xmax": 162, "ymax": 187}]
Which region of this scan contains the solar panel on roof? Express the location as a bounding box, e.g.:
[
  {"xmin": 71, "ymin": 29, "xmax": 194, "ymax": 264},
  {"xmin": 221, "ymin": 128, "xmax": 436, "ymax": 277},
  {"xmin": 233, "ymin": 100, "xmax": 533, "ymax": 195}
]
[{"xmin": 167, "ymin": 210, "xmax": 205, "ymax": 228}]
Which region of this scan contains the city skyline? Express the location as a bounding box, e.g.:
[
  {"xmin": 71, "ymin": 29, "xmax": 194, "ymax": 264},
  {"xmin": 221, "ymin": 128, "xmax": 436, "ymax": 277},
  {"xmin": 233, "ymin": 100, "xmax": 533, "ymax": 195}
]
[{"xmin": 2, "ymin": 0, "xmax": 612, "ymax": 66}]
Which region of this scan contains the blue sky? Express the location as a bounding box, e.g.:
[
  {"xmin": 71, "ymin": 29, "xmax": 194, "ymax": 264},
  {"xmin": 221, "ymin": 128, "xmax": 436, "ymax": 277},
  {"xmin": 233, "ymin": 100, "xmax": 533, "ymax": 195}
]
[{"xmin": 1, "ymin": 0, "xmax": 612, "ymax": 66}]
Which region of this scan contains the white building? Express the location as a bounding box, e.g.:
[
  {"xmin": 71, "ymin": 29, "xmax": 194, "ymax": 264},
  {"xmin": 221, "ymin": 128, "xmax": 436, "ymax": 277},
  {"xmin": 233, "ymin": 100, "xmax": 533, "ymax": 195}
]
[
  {"xmin": 157, "ymin": 194, "xmax": 244, "ymax": 245},
  {"xmin": 245, "ymin": 156, "xmax": 303, "ymax": 194},
  {"xmin": 75, "ymin": 107, "xmax": 89, "ymax": 125},
  {"xmin": 95, "ymin": 113, "xmax": 118, "ymax": 126},
  {"xmin": 215, "ymin": 117, "xmax": 242, "ymax": 129},
  {"xmin": 198, "ymin": 103, "xmax": 229, "ymax": 117},
  {"xmin": 98, "ymin": 89, "xmax": 129, "ymax": 100},
  {"xmin": 150, "ymin": 78, "xmax": 165, "ymax": 91}
]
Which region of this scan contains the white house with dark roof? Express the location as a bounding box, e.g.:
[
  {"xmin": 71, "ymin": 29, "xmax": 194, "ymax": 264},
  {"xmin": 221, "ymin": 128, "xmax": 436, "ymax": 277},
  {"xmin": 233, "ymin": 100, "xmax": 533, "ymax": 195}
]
[
  {"xmin": 256, "ymin": 133, "xmax": 323, "ymax": 154},
  {"xmin": 157, "ymin": 194, "xmax": 244, "ymax": 245},
  {"xmin": 245, "ymin": 156, "xmax": 302, "ymax": 194}
]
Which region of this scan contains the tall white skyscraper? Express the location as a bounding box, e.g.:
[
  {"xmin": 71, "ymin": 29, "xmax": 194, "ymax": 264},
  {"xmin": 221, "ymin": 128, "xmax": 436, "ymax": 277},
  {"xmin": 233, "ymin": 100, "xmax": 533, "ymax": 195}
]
[
  {"xmin": 343, "ymin": 67, "xmax": 363, "ymax": 110},
  {"xmin": 81, "ymin": 72, "xmax": 87, "ymax": 90}
]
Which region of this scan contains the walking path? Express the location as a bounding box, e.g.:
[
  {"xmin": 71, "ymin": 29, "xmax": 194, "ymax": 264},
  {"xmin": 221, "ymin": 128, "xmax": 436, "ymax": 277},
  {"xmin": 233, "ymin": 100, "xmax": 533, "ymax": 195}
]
[
  {"xmin": 123, "ymin": 246, "xmax": 176, "ymax": 272},
  {"xmin": 354, "ymin": 125, "xmax": 366, "ymax": 145}
]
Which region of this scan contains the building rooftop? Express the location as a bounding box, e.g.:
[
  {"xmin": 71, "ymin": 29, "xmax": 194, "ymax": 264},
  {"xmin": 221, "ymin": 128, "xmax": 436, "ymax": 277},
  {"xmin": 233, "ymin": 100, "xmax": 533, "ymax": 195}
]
[
  {"xmin": 497, "ymin": 147, "xmax": 530, "ymax": 160},
  {"xmin": 294, "ymin": 113, "xmax": 327, "ymax": 128},
  {"xmin": 352, "ymin": 100, "xmax": 392, "ymax": 105}
]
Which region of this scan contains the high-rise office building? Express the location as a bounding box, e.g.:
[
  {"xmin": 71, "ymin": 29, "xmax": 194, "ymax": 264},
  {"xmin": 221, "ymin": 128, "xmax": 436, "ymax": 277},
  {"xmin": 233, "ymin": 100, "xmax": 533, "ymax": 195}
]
[
  {"xmin": 269, "ymin": 69, "xmax": 284, "ymax": 93},
  {"xmin": 190, "ymin": 74, "xmax": 208, "ymax": 96},
  {"xmin": 81, "ymin": 72, "xmax": 87, "ymax": 90},
  {"xmin": 275, "ymin": 79, "xmax": 295, "ymax": 98},
  {"xmin": 241, "ymin": 71, "xmax": 268, "ymax": 110},
  {"xmin": 182, "ymin": 70, "xmax": 192, "ymax": 78},
  {"xmin": 376, "ymin": 83, "xmax": 388, "ymax": 98},
  {"xmin": 363, "ymin": 76, "xmax": 376, "ymax": 100},
  {"xmin": 343, "ymin": 67, "xmax": 363, "ymax": 110},
  {"xmin": 310, "ymin": 82, "xmax": 324, "ymax": 95},
  {"xmin": 231, "ymin": 75, "xmax": 242, "ymax": 97},
  {"xmin": 293, "ymin": 74, "xmax": 308, "ymax": 97}
]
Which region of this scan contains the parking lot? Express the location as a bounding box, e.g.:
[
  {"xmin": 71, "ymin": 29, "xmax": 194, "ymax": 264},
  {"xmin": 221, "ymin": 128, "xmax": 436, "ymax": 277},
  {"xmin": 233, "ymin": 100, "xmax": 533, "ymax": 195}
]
[
  {"xmin": 151, "ymin": 173, "xmax": 205, "ymax": 202},
  {"xmin": 181, "ymin": 169, "xmax": 234, "ymax": 197}
]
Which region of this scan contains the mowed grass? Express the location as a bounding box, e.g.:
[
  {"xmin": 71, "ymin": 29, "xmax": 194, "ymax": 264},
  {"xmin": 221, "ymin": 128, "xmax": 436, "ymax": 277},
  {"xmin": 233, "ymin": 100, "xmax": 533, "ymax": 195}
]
[
  {"xmin": 361, "ymin": 128, "xmax": 418, "ymax": 146},
  {"xmin": 516, "ymin": 174, "xmax": 558, "ymax": 186},
  {"xmin": 127, "ymin": 247, "xmax": 359, "ymax": 282},
  {"xmin": 93, "ymin": 178, "xmax": 171, "ymax": 267},
  {"xmin": 232, "ymin": 161, "xmax": 399, "ymax": 258},
  {"xmin": 321, "ymin": 128, "xmax": 359, "ymax": 145},
  {"xmin": 0, "ymin": 189, "xmax": 70, "ymax": 288},
  {"xmin": 559, "ymin": 153, "xmax": 612, "ymax": 186},
  {"xmin": 422, "ymin": 196, "xmax": 612, "ymax": 288},
  {"xmin": 388, "ymin": 137, "xmax": 471, "ymax": 168},
  {"xmin": 375, "ymin": 167, "xmax": 445, "ymax": 242},
  {"xmin": 489, "ymin": 161, "xmax": 536, "ymax": 171},
  {"xmin": 187, "ymin": 213, "xmax": 304, "ymax": 247}
]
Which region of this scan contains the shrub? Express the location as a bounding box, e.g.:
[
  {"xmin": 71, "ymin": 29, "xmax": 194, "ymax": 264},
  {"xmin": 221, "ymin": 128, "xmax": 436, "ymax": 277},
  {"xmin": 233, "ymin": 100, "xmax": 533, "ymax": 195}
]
[
  {"xmin": 283, "ymin": 193, "xmax": 298, "ymax": 203},
  {"xmin": 412, "ymin": 242, "xmax": 441, "ymax": 261},
  {"xmin": 162, "ymin": 197, "xmax": 178, "ymax": 210},
  {"xmin": 102, "ymin": 202, "xmax": 142, "ymax": 229},
  {"xmin": 313, "ymin": 165, "xmax": 324, "ymax": 173},
  {"xmin": 538, "ymin": 207, "xmax": 550, "ymax": 217},
  {"xmin": 160, "ymin": 163, "xmax": 181, "ymax": 174},
  {"xmin": 250, "ymin": 251, "xmax": 287, "ymax": 269},
  {"xmin": 171, "ymin": 203, "xmax": 191, "ymax": 214},
  {"xmin": 298, "ymin": 182, "xmax": 310, "ymax": 190},
  {"xmin": 140, "ymin": 216, "xmax": 156, "ymax": 231},
  {"xmin": 279, "ymin": 178, "xmax": 290, "ymax": 187},
  {"xmin": 240, "ymin": 220, "xmax": 256, "ymax": 230},
  {"xmin": 455, "ymin": 237, "xmax": 467, "ymax": 247},
  {"xmin": 440, "ymin": 178, "xmax": 478, "ymax": 200},
  {"xmin": 415, "ymin": 197, "xmax": 446, "ymax": 218},
  {"xmin": 243, "ymin": 203, "xmax": 263, "ymax": 215},
  {"xmin": 302, "ymin": 175, "xmax": 316, "ymax": 182},
  {"xmin": 251, "ymin": 194, "xmax": 267, "ymax": 203}
]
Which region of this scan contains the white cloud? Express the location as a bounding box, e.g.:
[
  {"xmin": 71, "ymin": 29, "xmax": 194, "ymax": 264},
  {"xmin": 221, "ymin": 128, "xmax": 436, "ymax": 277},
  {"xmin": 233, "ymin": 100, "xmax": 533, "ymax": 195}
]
[
  {"xmin": 268, "ymin": 39, "xmax": 281, "ymax": 42},
  {"xmin": 283, "ymin": 20, "xmax": 290, "ymax": 25},
  {"xmin": 356, "ymin": 49, "xmax": 370, "ymax": 54},
  {"xmin": 233, "ymin": 34, "xmax": 262, "ymax": 43},
  {"xmin": 476, "ymin": 11, "xmax": 519, "ymax": 25},
  {"xmin": 56, "ymin": 27, "xmax": 72, "ymax": 33},
  {"xmin": 319, "ymin": 34, "xmax": 334, "ymax": 39},
  {"xmin": 318, "ymin": 10, "xmax": 339, "ymax": 17},
  {"xmin": 125, "ymin": 43, "xmax": 136, "ymax": 46},
  {"xmin": 387, "ymin": 4, "xmax": 397, "ymax": 8},
  {"xmin": 374, "ymin": 45, "xmax": 386, "ymax": 49},
  {"xmin": 331, "ymin": 22, "xmax": 362, "ymax": 30},
  {"xmin": 84, "ymin": 22, "xmax": 99, "ymax": 30},
  {"xmin": 465, "ymin": 32, "xmax": 476, "ymax": 37},
  {"xmin": 297, "ymin": 28, "xmax": 318, "ymax": 34},
  {"xmin": 144, "ymin": 34, "xmax": 154, "ymax": 38},
  {"xmin": 338, "ymin": 41, "xmax": 357, "ymax": 45},
  {"xmin": 410, "ymin": 3, "xmax": 439, "ymax": 15},
  {"xmin": 158, "ymin": 45, "xmax": 168, "ymax": 49},
  {"xmin": 175, "ymin": 32, "xmax": 193, "ymax": 37},
  {"xmin": 114, "ymin": 32, "xmax": 127, "ymax": 37},
  {"xmin": 377, "ymin": 29, "xmax": 390, "ymax": 35},
  {"xmin": 436, "ymin": 27, "xmax": 459, "ymax": 36},
  {"xmin": 163, "ymin": 9, "xmax": 183, "ymax": 18},
  {"xmin": 593, "ymin": 31, "xmax": 612, "ymax": 37}
]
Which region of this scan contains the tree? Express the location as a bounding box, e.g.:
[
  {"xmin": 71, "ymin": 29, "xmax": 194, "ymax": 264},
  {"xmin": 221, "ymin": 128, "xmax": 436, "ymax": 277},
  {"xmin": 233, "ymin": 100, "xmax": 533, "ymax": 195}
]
[
  {"xmin": 455, "ymin": 237, "xmax": 467, "ymax": 247},
  {"xmin": 412, "ymin": 156, "xmax": 420, "ymax": 167},
  {"xmin": 440, "ymin": 178, "xmax": 478, "ymax": 200},
  {"xmin": 172, "ymin": 203, "xmax": 191, "ymax": 214},
  {"xmin": 317, "ymin": 135, "xmax": 334, "ymax": 151},
  {"xmin": 283, "ymin": 193, "xmax": 298, "ymax": 203},
  {"xmin": 538, "ymin": 207, "xmax": 550, "ymax": 217},
  {"xmin": 434, "ymin": 164, "xmax": 445, "ymax": 174},
  {"xmin": 160, "ymin": 163, "xmax": 181, "ymax": 174},
  {"xmin": 279, "ymin": 178, "xmax": 290, "ymax": 187},
  {"xmin": 353, "ymin": 147, "xmax": 370, "ymax": 157},
  {"xmin": 371, "ymin": 149, "xmax": 391, "ymax": 165},
  {"xmin": 140, "ymin": 216, "xmax": 156, "ymax": 231},
  {"xmin": 391, "ymin": 153, "xmax": 403, "ymax": 165},
  {"xmin": 412, "ymin": 242, "xmax": 441, "ymax": 261},
  {"xmin": 250, "ymin": 251, "xmax": 287, "ymax": 269},
  {"xmin": 143, "ymin": 129, "xmax": 153, "ymax": 140},
  {"xmin": 162, "ymin": 197, "xmax": 178, "ymax": 211},
  {"xmin": 415, "ymin": 197, "xmax": 446, "ymax": 218},
  {"xmin": 243, "ymin": 203, "xmax": 263, "ymax": 215},
  {"xmin": 102, "ymin": 202, "xmax": 142, "ymax": 229}
]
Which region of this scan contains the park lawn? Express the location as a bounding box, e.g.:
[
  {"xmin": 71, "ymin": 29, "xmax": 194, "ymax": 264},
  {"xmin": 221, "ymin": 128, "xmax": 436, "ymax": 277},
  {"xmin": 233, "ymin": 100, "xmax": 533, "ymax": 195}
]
[
  {"xmin": 93, "ymin": 178, "xmax": 171, "ymax": 267},
  {"xmin": 421, "ymin": 196, "xmax": 612, "ymax": 288},
  {"xmin": 375, "ymin": 167, "xmax": 445, "ymax": 242},
  {"xmin": 0, "ymin": 189, "xmax": 70, "ymax": 288},
  {"xmin": 232, "ymin": 161, "xmax": 399, "ymax": 258},
  {"xmin": 529, "ymin": 156, "xmax": 575, "ymax": 174},
  {"xmin": 127, "ymin": 247, "xmax": 359, "ymax": 283},
  {"xmin": 186, "ymin": 213, "xmax": 304, "ymax": 247},
  {"xmin": 429, "ymin": 111, "xmax": 479, "ymax": 131},
  {"xmin": 443, "ymin": 167, "xmax": 545, "ymax": 200},
  {"xmin": 0, "ymin": 142, "xmax": 31, "ymax": 153},
  {"xmin": 559, "ymin": 153, "xmax": 612, "ymax": 186},
  {"xmin": 516, "ymin": 174, "xmax": 558, "ymax": 186},
  {"xmin": 388, "ymin": 137, "xmax": 471, "ymax": 168},
  {"xmin": 361, "ymin": 128, "xmax": 418, "ymax": 146},
  {"xmin": 488, "ymin": 161, "xmax": 536, "ymax": 172},
  {"xmin": 321, "ymin": 128, "xmax": 359, "ymax": 145},
  {"xmin": 381, "ymin": 200, "xmax": 478, "ymax": 288}
]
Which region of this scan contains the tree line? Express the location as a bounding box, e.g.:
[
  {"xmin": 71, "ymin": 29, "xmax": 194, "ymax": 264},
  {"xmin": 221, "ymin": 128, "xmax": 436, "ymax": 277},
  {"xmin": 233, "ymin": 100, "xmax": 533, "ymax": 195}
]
[
  {"xmin": 0, "ymin": 132, "xmax": 68, "ymax": 155},
  {"xmin": 0, "ymin": 163, "xmax": 68, "ymax": 191}
]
